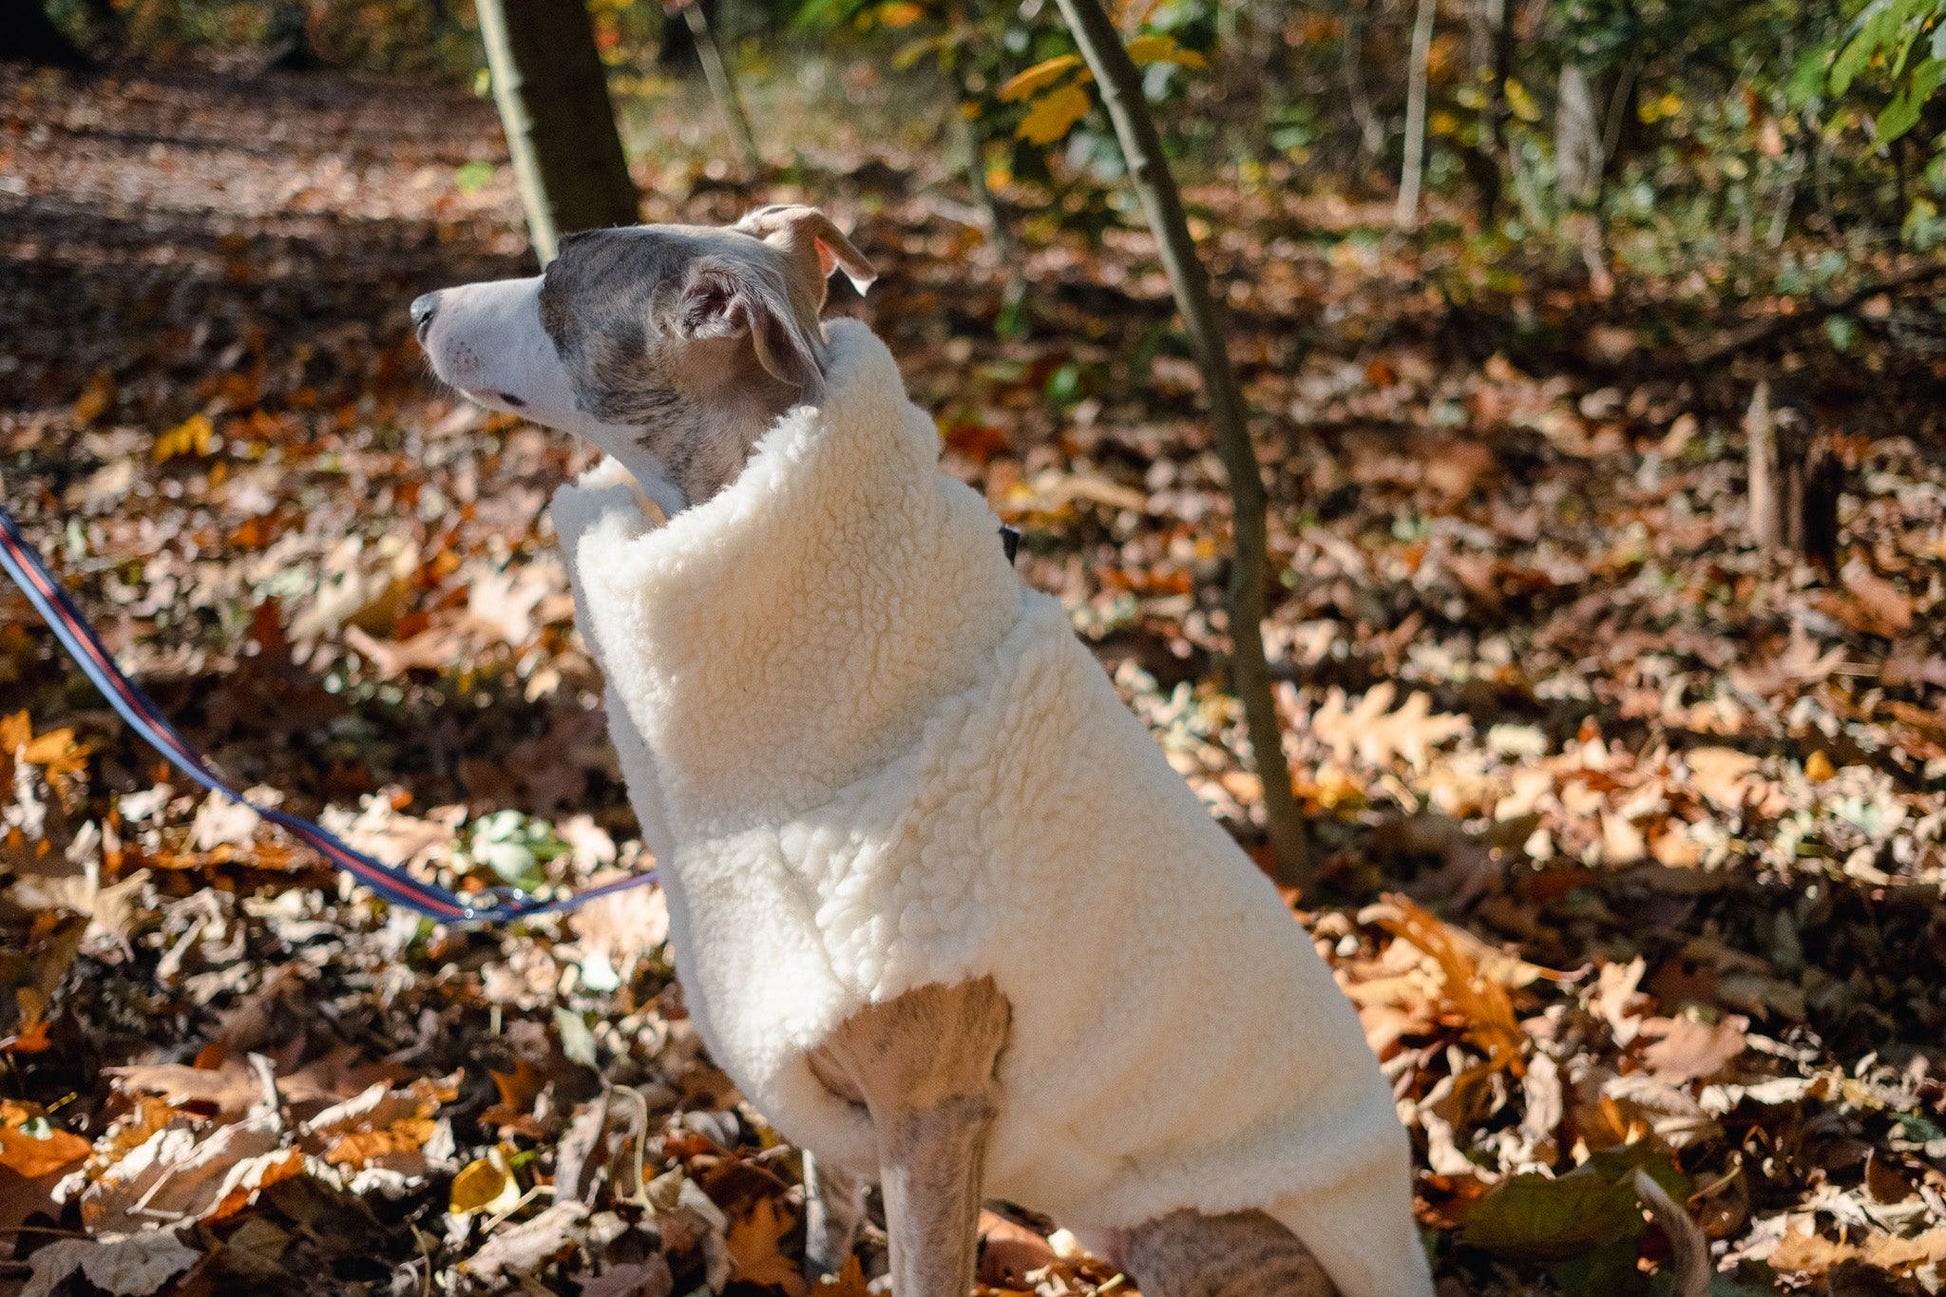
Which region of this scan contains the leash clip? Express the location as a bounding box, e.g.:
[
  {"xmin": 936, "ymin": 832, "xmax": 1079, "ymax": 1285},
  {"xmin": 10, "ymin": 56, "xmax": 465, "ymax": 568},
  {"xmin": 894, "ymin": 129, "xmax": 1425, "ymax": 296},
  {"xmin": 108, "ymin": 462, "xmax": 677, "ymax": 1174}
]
[{"xmin": 462, "ymin": 884, "xmax": 536, "ymax": 921}]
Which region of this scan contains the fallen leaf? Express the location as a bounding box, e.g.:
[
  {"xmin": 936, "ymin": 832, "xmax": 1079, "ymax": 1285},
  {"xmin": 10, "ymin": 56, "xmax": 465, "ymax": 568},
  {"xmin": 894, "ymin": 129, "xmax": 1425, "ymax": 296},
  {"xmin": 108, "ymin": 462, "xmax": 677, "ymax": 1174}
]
[
  {"xmin": 22, "ymin": 1231, "xmax": 202, "ymax": 1297},
  {"xmin": 71, "ymin": 370, "xmax": 115, "ymax": 424},
  {"xmin": 1314, "ymin": 684, "xmax": 1471, "ymax": 773},
  {"xmin": 152, "ymin": 413, "xmax": 214, "ymax": 463},
  {"xmin": 1639, "ymin": 1014, "xmax": 1748, "ymax": 1086},
  {"xmin": 451, "ymin": 1147, "xmax": 520, "ymax": 1216},
  {"xmin": 461, "ymin": 1200, "xmax": 591, "ymax": 1282},
  {"xmin": 1683, "ymin": 747, "xmax": 1760, "ymax": 811},
  {"xmin": 1377, "ymin": 896, "xmax": 1526, "ymax": 1074},
  {"xmin": 0, "ymin": 1101, "xmax": 90, "ymax": 1178},
  {"xmin": 576, "ymin": 1255, "xmax": 675, "ymax": 1297},
  {"xmin": 728, "ymin": 1195, "xmax": 808, "ymax": 1295}
]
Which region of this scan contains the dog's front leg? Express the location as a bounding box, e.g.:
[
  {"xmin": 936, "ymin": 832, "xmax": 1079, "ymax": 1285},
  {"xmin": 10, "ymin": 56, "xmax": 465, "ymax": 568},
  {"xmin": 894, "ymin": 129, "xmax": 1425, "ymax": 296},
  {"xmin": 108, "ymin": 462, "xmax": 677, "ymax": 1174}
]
[
  {"xmin": 877, "ymin": 1089, "xmax": 994, "ymax": 1296},
  {"xmin": 807, "ymin": 978, "xmax": 1010, "ymax": 1297}
]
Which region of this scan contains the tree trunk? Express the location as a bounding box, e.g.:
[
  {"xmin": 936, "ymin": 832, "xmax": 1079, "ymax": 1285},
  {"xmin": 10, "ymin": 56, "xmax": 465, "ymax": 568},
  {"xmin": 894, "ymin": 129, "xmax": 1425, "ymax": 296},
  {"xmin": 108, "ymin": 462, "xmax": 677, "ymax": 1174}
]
[
  {"xmin": 3, "ymin": 2, "xmax": 89, "ymax": 68},
  {"xmin": 1746, "ymin": 380, "xmax": 1840, "ymax": 567},
  {"xmin": 1395, "ymin": 0, "xmax": 1439, "ymax": 227},
  {"xmin": 476, "ymin": 0, "xmax": 640, "ymax": 263},
  {"xmin": 1467, "ymin": 0, "xmax": 1516, "ymax": 219},
  {"xmin": 675, "ymin": 0, "xmax": 762, "ymax": 176},
  {"xmin": 1342, "ymin": 5, "xmax": 1385, "ymax": 161},
  {"xmin": 1556, "ymin": 62, "xmax": 1602, "ymax": 206},
  {"xmin": 1049, "ymin": 0, "xmax": 1312, "ymax": 891},
  {"xmin": 264, "ymin": 0, "xmax": 327, "ymax": 71}
]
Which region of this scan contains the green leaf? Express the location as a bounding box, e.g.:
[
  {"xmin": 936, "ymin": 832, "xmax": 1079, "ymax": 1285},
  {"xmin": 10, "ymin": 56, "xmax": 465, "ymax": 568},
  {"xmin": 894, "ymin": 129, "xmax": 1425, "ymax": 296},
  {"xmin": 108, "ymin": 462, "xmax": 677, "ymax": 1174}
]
[
  {"xmin": 1463, "ymin": 1148, "xmax": 1688, "ymax": 1264},
  {"xmin": 454, "ymin": 160, "xmax": 495, "ymax": 194},
  {"xmin": 1833, "ymin": 0, "xmax": 1897, "ymax": 95},
  {"xmin": 1463, "ymin": 1170, "xmax": 1642, "ymax": 1260},
  {"xmin": 1876, "ymin": 56, "xmax": 1946, "ymax": 140},
  {"xmin": 1548, "ymin": 1236, "xmax": 1649, "ymax": 1296}
]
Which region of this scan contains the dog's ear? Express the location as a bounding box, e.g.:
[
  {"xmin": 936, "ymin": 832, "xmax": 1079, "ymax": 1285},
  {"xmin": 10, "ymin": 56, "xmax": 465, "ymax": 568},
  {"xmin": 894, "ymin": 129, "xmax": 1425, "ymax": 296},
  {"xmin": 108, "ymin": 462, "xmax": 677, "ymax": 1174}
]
[
  {"xmin": 735, "ymin": 205, "xmax": 878, "ymax": 306},
  {"xmin": 674, "ymin": 259, "xmax": 825, "ymax": 400}
]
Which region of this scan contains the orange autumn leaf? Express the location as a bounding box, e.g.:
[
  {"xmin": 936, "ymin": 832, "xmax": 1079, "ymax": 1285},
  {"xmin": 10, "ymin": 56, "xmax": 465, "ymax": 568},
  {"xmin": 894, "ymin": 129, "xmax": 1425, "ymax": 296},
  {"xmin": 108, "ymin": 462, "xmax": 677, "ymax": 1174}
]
[
  {"xmin": 1, "ymin": 1017, "xmax": 53, "ymax": 1056},
  {"xmin": 71, "ymin": 370, "xmax": 115, "ymax": 424},
  {"xmin": 997, "ymin": 54, "xmax": 1083, "ymax": 103},
  {"xmin": 727, "ymin": 1196, "xmax": 806, "ymax": 1295},
  {"xmin": 0, "ymin": 1102, "xmax": 91, "ymax": 1178},
  {"xmin": 1016, "ymin": 84, "xmax": 1093, "ymax": 146},
  {"xmin": 1378, "ymin": 895, "xmax": 1527, "ymax": 1075},
  {"xmin": 481, "ymin": 1057, "xmax": 546, "ymax": 1137},
  {"xmin": 322, "ymin": 1117, "xmax": 437, "ymax": 1167},
  {"xmin": 207, "ymin": 1147, "xmax": 306, "ymax": 1222}
]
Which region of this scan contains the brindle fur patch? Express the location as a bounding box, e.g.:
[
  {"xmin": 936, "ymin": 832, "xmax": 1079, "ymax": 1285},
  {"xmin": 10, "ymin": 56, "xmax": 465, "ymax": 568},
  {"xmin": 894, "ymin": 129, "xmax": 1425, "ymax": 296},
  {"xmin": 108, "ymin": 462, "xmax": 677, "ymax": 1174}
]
[{"xmin": 535, "ymin": 226, "xmax": 820, "ymax": 507}]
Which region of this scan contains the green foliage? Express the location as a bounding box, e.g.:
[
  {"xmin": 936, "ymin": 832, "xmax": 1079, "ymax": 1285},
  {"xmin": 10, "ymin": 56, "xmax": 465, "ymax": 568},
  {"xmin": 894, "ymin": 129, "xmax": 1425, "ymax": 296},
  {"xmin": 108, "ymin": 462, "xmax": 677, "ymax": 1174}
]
[
  {"xmin": 791, "ymin": 0, "xmax": 1216, "ymax": 233},
  {"xmin": 1461, "ymin": 1148, "xmax": 1690, "ymax": 1297},
  {"xmin": 1818, "ymin": 0, "xmax": 1946, "ymax": 141}
]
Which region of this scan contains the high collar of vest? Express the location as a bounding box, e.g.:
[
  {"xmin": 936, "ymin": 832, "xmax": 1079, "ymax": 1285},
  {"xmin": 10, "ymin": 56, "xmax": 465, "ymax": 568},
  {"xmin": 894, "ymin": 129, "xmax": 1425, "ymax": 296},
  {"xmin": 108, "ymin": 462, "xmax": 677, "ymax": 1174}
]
[{"xmin": 552, "ymin": 318, "xmax": 1024, "ymax": 836}]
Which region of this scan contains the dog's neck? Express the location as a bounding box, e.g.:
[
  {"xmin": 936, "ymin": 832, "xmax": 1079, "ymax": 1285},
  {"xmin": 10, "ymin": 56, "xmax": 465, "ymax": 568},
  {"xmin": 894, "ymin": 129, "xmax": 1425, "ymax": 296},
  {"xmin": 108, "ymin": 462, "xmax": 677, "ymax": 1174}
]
[{"xmin": 596, "ymin": 360, "xmax": 807, "ymax": 517}]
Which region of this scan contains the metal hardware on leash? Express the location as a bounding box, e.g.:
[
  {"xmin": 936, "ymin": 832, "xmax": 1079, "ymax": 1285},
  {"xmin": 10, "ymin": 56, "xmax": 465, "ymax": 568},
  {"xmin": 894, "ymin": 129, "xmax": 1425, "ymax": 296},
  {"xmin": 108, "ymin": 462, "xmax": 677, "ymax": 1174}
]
[{"xmin": 0, "ymin": 496, "xmax": 657, "ymax": 923}]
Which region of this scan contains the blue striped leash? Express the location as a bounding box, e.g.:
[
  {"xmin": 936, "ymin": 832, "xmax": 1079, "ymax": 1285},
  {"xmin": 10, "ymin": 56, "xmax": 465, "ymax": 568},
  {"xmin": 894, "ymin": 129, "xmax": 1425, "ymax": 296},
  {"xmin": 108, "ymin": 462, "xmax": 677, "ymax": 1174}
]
[{"xmin": 0, "ymin": 496, "xmax": 655, "ymax": 923}]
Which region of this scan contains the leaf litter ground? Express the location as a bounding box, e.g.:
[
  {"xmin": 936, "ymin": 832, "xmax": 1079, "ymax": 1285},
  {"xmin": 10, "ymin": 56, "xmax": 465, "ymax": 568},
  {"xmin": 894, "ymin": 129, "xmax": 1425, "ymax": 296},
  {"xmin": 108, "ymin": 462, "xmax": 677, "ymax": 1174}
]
[{"xmin": 2, "ymin": 59, "xmax": 1945, "ymax": 1297}]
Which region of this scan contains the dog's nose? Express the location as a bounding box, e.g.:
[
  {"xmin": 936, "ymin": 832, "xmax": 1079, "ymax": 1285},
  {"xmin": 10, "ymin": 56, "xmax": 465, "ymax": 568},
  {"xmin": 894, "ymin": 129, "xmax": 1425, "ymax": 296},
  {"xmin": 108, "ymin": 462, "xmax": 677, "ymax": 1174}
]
[{"xmin": 410, "ymin": 292, "xmax": 440, "ymax": 341}]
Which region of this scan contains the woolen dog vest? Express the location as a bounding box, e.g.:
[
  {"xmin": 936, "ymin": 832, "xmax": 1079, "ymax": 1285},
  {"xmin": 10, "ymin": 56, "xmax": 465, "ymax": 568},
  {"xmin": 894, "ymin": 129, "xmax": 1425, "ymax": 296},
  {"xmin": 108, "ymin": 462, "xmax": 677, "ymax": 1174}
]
[{"xmin": 551, "ymin": 319, "xmax": 1433, "ymax": 1297}]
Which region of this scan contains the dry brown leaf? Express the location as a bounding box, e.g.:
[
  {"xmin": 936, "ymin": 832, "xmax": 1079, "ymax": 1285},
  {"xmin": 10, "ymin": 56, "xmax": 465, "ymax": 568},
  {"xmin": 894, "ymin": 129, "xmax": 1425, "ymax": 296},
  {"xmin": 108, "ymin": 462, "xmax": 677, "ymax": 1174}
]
[
  {"xmin": 105, "ymin": 1057, "xmax": 268, "ymax": 1121},
  {"xmin": 1638, "ymin": 1014, "xmax": 1748, "ymax": 1086},
  {"xmin": 1683, "ymin": 747, "xmax": 1761, "ymax": 811},
  {"xmin": 79, "ymin": 1106, "xmax": 301, "ymax": 1233},
  {"xmin": 299, "ymin": 1075, "xmax": 453, "ymax": 1168},
  {"xmin": 482, "ymin": 1055, "xmax": 548, "ymax": 1137},
  {"xmin": 21, "ymin": 1231, "xmax": 201, "ymax": 1297},
  {"xmin": 70, "ymin": 370, "xmax": 115, "ymax": 424},
  {"xmin": 1377, "ymin": 895, "xmax": 1526, "ymax": 1075},
  {"xmin": 1770, "ymin": 1223, "xmax": 1946, "ymax": 1277},
  {"xmin": 1833, "ymin": 559, "xmax": 1914, "ymax": 637},
  {"xmin": 462, "ymin": 1200, "xmax": 592, "ymax": 1282},
  {"xmin": 576, "ymin": 1255, "xmax": 675, "ymax": 1297},
  {"xmin": 727, "ymin": 1195, "xmax": 807, "ymax": 1295},
  {"xmin": 1314, "ymin": 684, "xmax": 1471, "ymax": 773}
]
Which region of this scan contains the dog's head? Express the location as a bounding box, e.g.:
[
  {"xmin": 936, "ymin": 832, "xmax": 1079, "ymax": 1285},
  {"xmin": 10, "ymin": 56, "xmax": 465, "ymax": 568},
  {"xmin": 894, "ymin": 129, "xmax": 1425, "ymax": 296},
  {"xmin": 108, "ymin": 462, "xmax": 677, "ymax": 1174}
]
[{"xmin": 412, "ymin": 205, "xmax": 876, "ymax": 511}]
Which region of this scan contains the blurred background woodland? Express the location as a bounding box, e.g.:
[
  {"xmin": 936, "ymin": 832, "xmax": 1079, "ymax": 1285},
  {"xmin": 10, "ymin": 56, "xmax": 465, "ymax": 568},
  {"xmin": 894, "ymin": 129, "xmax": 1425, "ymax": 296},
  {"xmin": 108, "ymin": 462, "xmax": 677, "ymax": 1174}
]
[{"xmin": 2, "ymin": 1, "xmax": 1946, "ymax": 1295}]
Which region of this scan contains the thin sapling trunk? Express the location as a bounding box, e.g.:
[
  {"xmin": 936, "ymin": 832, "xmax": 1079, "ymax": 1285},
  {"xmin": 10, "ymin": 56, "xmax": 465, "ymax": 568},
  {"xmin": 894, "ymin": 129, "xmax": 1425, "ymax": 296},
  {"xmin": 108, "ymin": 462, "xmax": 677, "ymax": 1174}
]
[{"xmin": 1049, "ymin": 0, "xmax": 1313, "ymax": 890}]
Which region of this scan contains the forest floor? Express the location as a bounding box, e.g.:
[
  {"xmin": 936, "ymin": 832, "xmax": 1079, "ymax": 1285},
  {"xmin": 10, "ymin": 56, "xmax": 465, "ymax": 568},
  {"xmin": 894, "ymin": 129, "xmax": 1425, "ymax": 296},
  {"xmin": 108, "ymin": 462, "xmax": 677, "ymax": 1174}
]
[{"xmin": 3, "ymin": 58, "xmax": 1946, "ymax": 1297}]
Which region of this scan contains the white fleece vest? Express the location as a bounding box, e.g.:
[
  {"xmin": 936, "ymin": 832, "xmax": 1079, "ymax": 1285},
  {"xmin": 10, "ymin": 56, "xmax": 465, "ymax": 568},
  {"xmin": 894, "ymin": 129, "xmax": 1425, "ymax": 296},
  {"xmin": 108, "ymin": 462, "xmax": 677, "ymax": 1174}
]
[{"xmin": 552, "ymin": 320, "xmax": 1432, "ymax": 1297}]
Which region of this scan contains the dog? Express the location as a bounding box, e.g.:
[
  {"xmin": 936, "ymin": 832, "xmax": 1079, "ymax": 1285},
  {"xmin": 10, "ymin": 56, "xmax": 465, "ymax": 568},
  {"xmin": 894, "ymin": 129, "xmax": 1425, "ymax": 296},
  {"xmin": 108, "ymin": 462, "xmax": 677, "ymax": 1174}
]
[{"xmin": 414, "ymin": 206, "xmax": 1438, "ymax": 1297}]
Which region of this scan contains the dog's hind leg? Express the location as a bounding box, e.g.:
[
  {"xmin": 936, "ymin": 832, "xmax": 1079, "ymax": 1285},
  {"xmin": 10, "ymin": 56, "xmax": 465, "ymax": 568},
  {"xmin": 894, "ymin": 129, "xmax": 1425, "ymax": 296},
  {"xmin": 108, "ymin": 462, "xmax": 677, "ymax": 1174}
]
[
  {"xmin": 807, "ymin": 978, "xmax": 1010, "ymax": 1297},
  {"xmin": 802, "ymin": 1152, "xmax": 869, "ymax": 1278},
  {"xmin": 1124, "ymin": 1209, "xmax": 1337, "ymax": 1297}
]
